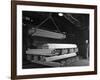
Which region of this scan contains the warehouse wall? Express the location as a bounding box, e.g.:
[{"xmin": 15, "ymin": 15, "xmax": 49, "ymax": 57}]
[{"xmin": 0, "ymin": 0, "xmax": 100, "ymax": 80}]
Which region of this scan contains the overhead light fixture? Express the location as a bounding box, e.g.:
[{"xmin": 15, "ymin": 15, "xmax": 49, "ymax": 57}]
[
  {"xmin": 58, "ymin": 13, "xmax": 63, "ymax": 16},
  {"xmin": 86, "ymin": 40, "xmax": 88, "ymax": 44}
]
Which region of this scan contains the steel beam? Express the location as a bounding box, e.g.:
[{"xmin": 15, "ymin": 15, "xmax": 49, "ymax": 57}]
[
  {"xmin": 29, "ymin": 28, "xmax": 66, "ymax": 39},
  {"xmin": 45, "ymin": 53, "xmax": 77, "ymax": 62}
]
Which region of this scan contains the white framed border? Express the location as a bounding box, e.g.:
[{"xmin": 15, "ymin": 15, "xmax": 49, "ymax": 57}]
[{"xmin": 17, "ymin": 5, "xmax": 95, "ymax": 76}]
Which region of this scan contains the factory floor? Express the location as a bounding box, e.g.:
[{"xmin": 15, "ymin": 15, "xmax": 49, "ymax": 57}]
[
  {"xmin": 23, "ymin": 56, "xmax": 89, "ymax": 69},
  {"xmin": 65, "ymin": 58, "xmax": 89, "ymax": 66}
]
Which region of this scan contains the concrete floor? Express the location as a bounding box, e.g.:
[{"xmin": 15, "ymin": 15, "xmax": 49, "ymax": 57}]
[
  {"xmin": 23, "ymin": 56, "xmax": 89, "ymax": 69},
  {"xmin": 65, "ymin": 58, "xmax": 89, "ymax": 66}
]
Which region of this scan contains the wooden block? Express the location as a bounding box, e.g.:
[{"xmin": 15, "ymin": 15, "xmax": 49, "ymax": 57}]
[
  {"xmin": 26, "ymin": 55, "xmax": 32, "ymax": 61},
  {"xmin": 62, "ymin": 49, "xmax": 68, "ymax": 54},
  {"xmin": 33, "ymin": 55, "xmax": 38, "ymax": 61},
  {"xmin": 40, "ymin": 56, "xmax": 45, "ymax": 61},
  {"xmin": 69, "ymin": 48, "xmax": 74, "ymax": 53},
  {"xmin": 75, "ymin": 48, "xmax": 78, "ymax": 52}
]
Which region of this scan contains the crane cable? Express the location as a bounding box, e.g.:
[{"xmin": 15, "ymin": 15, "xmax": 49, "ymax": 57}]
[
  {"xmin": 32, "ymin": 13, "xmax": 62, "ymax": 35},
  {"xmin": 49, "ymin": 13, "xmax": 61, "ymax": 33}
]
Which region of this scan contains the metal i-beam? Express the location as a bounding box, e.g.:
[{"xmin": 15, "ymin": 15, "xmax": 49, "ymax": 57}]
[
  {"xmin": 29, "ymin": 28, "xmax": 66, "ymax": 39},
  {"xmin": 45, "ymin": 53, "xmax": 77, "ymax": 62},
  {"xmin": 45, "ymin": 43, "xmax": 77, "ymax": 49},
  {"xmin": 26, "ymin": 49, "xmax": 54, "ymax": 56}
]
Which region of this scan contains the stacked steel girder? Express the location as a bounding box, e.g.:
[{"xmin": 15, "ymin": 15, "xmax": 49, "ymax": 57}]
[{"xmin": 26, "ymin": 28, "xmax": 78, "ymax": 67}]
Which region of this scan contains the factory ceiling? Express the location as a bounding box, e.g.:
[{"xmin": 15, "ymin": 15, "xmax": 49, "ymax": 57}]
[
  {"xmin": 23, "ymin": 11, "xmax": 89, "ymax": 33},
  {"xmin": 22, "ymin": 11, "xmax": 89, "ymax": 42}
]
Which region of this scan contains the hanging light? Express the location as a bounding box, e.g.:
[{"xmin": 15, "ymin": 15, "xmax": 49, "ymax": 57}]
[{"xmin": 58, "ymin": 13, "xmax": 63, "ymax": 16}]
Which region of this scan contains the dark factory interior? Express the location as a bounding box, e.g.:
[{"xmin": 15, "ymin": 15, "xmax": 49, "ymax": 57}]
[{"xmin": 22, "ymin": 11, "xmax": 89, "ymax": 69}]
